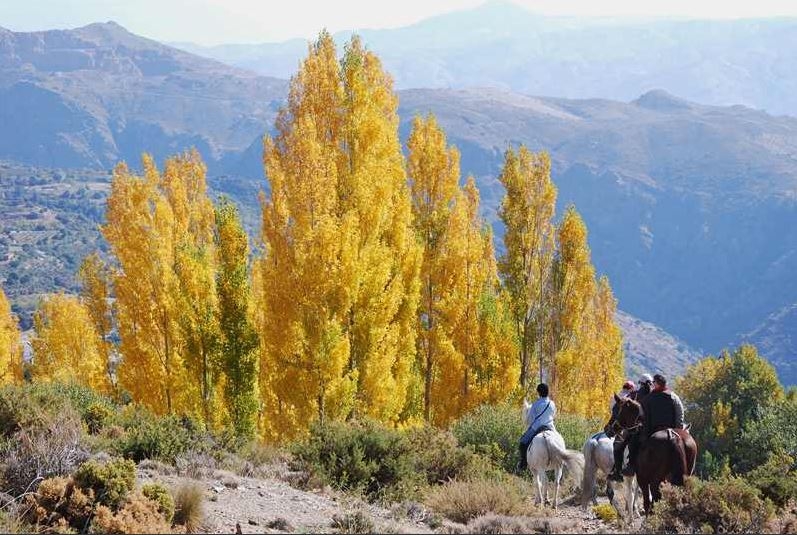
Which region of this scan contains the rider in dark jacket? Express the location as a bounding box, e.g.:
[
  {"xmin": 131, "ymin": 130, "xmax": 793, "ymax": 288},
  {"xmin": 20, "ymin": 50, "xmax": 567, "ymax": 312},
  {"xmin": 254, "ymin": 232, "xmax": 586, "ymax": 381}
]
[
  {"xmin": 608, "ymin": 374, "xmax": 653, "ymax": 482},
  {"xmin": 641, "ymin": 374, "xmax": 685, "ymax": 435}
]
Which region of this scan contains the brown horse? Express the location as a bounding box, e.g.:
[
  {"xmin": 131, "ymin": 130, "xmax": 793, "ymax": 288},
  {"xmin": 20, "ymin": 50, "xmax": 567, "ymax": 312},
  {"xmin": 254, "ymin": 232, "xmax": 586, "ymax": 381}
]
[{"xmin": 609, "ymin": 395, "xmax": 698, "ymax": 513}]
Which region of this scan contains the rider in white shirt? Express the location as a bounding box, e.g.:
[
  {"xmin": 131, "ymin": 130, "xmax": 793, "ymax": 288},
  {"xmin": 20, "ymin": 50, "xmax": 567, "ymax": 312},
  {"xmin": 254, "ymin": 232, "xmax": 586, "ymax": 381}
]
[{"xmin": 517, "ymin": 383, "xmax": 556, "ymax": 472}]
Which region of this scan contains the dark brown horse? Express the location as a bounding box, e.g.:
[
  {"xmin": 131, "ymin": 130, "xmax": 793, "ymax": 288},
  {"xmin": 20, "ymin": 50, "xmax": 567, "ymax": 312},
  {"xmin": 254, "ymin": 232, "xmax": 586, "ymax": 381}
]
[{"xmin": 608, "ymin": 395, "xmax": 698, "ymax": 513}]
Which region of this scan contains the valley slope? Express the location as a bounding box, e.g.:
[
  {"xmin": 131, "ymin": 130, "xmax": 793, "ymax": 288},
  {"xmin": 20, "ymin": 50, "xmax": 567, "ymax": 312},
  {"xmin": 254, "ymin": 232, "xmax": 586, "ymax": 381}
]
[{"xmin": 5, "ymin": 23, "xmax": 797, "ymax": 381}]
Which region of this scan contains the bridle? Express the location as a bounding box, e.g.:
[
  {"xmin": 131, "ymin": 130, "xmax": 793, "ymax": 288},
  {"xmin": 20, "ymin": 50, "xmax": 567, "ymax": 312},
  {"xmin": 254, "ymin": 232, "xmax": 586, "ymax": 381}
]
[{"xmin": 609, "ymin": 399, "xmax": 644, "ymax": 435}]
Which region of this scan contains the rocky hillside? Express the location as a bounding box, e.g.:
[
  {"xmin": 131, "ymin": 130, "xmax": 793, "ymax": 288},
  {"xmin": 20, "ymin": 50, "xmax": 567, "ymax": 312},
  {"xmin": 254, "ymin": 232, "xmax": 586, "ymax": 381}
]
[
  {"xmin": 742, "ymin": 304, "xmax": 797, "ymax": 385},
  {"xmin": 0, "ymin": 22, "xmax": 286, "ymax": 169},
  {"xmin": 5, "ymin": 22, "xmax": 797, "ymax": 381},
  {"xmin": 393, "ymin": 88, "xmax": 797, "ymax": 381},
  {"xmin": 617, "ymin": 311, "xmax": 702, "ymax": 381}
]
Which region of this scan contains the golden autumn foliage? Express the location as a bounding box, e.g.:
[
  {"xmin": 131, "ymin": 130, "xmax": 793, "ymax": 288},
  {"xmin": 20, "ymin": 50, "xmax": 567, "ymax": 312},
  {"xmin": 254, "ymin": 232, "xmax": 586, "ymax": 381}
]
[
  {"xmin": 498, "ymin": 149, "xmax": 624, "ymax": 417},
  {"xmin": 2, "ymin": 32, "xmax": 630, "ymax": 436},
  {"xmin": 408, "ymin": 115, "xmax": 516, "ymax": 424},
  {"xmin": 103, "ymin": 150, "xmax": 219, "ymax": 422},
  {"xmin": 0, "ymin": 284, "xmax": 22, "ymax": 384},
  {"xmin": 30, "ymin": 293, "xmax": 110, "ymax": 392},
  {"xmin": 498, "ymin": 147, "xmax": 557, "ymax": 389},
  {"xmin": 78, "ymin": 252, "xmax": 116, "ymax": 390},
  {"xmin": 257, "ymin": 32, "xmax": 421, "ymax": 439}
]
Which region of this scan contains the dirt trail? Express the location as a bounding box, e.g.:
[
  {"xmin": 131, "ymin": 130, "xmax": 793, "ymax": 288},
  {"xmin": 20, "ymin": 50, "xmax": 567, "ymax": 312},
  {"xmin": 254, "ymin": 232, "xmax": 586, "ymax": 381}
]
[{"xmin": 138, "ymin": 464, "xmax": 634, "ymax": 534}]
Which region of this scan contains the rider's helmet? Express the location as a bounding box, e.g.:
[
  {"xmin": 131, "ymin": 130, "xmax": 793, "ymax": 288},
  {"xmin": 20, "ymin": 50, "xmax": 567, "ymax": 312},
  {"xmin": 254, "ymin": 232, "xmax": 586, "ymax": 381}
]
[
  {"xmin": 622, "ymin": 380, "xmax": 635, "ymax": 391},
  {"xmin": 639, "ymin": 373, "xmax": 653, "ymax": 385}
]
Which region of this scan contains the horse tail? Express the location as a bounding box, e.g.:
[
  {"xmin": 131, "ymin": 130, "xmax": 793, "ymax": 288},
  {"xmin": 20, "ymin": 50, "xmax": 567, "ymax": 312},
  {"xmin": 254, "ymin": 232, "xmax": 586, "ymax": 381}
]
[
  {"xmin": 581, "ymin": 437, "xmax": 597, "ymax": 508},
  {"xmin": 669, "ymin": 429, "xmax": 688, "ymax": 486},
  {"xmin": 562, "ymin": 449, "xmax": 586, "ymax": 492}
]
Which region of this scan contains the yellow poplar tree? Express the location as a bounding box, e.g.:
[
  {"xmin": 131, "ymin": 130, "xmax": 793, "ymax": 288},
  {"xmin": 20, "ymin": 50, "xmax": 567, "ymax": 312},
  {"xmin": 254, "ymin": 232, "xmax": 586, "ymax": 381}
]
[
  {"xmin": 30, "ymin": 293, "xmax": 109, "ymax": 391},
  {"xmin": 449, "ymin": 179, "xmax": 518, "ymax": 413},
  {"xmin": 78, "ymin": 252, "xmax": 116, "ymax": 391},
  {"xmin": 103, "ymin": 157, "xmax": 188, "ymax": 415},
  {"xmin": 407, "ymin": 114, "xmax": 462, "ymax": 422},
  {"xmin": 408, "ymin": 115, "xmax": 517, "ymax": 424},
  {"xmin": 548, "ymin": 207, "xmax": 624, "ymax": 417},
  {"xmin": 340, "ymin": 37, "xmax": 421, "ymax": 421},
  {"xmin": 548, "ymin": 206, "xmax": 596, "ymax": 400},
  {"xmin": 163, "ymin": 151, "xmax": 221, "ymax": 427},
  {"xmin": 0, "ymin": 285, "xmax": 22, "ymax": 384},
  {"xmin": 259, "ymin": 31, "xmax": 358, "ymax": 438},
  {"xmin": 497, "ymin": 147, "xmax": 557, "ymax": 390},
  {"xmin": 258, "ymin": 32, "xmax": 421, "ymax": 437}
]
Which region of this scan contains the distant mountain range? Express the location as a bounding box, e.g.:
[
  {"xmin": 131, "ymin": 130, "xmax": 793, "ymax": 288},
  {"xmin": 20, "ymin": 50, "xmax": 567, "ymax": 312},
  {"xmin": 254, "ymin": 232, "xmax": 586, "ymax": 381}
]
[
  {"xmin": 173, "ymin": 1, "xmax": 797, "ymax": 117},
  {"xmin": 3, "ymin": 21, "xmax": 797, "ymax": 383},
  {"xmin": 0, "ymin": 21, "xmax": 286, "ymax": 169}
]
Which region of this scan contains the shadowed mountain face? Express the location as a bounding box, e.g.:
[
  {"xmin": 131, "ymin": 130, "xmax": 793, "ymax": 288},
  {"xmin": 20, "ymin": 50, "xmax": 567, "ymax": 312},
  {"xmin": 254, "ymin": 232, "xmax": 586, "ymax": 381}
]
[
  {"xmin": 0, "ymin": 22, "xmax": 287, "ymax": 169},
  {"xmin": 5, "ymin": 22, "xmax": 797, "ymax": 381},
  {"xmin": 394, "ymin": 88, "xmax": 797, "ymax": 374},
  {"xmin": 174, "ymin": 1, "xmax": 797, "ymax": 117}
]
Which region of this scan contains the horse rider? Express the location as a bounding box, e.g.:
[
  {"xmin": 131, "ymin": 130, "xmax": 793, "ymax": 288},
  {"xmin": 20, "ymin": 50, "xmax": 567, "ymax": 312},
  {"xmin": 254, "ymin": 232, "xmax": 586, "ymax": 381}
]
[
  {"xmin": 614, "ymin": 373, "xmax": 685, "ymax": 480},
  {"xmin": 607, "ymin": 374, "xmax": 654, "ymax": 482},
  {"xmin": 633, "ymin": 373, "xmax": 653, "ymax": 403},
  {"xmin": 641, "ymin": 373, "xmax": 685, "ymax": 435},
  {"xmin": 606, "ymin": 380, "xmax": 635, "ymax": 482},
  {"xmin": 516, "ymin": 383, "xmax": 556, "ymax": 473}
]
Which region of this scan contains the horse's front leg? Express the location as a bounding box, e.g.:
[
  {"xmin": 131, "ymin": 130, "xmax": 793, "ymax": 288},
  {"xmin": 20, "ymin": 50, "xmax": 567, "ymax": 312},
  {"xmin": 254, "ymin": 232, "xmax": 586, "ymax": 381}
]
[
  {"xmin": 622, "ymin": 477, "xmax": 633, "ymax": 521},
  {"xmin": 606, "ymin": 480, "xmax": 616, "ymax": 511}
]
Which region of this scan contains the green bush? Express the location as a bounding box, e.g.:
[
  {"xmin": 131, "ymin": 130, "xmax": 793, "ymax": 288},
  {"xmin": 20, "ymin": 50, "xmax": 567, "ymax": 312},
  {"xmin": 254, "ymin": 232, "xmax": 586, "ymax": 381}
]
[
  {"xmin": 0, "ymin": 382, "xmax": 115, "ymax": 437},
  {"xmin": 647, "ymin": 477, "xmax": 774, "ymax": 534},
  {"xmin": 406, "ymin": 426, "xmax": 496, "ymax": 485},
  {"xmin": 743, "ymin": 452, "xmax": 797, "ymax": 509},
  {"xmin": 292, "ymin": 420, "xmax": 419, "ymax": 501},
  {"xmin": 451, "ymin": 403, "xmax": 524, "ymax": 472},
  {"xmin": 73, "ymin": 458, "xmax": 136, "ymax": 508},
  {"xmin": 451, "ymin": 403, "xmax": 598, "ymax": 472},
  {"xmin": 85, "ymin": 403, "xmax": 115, "ymax": 435},
  {"xmin": 141, "ymin": 483, "xmax": 175, "ymax": 523},
  {"xmin": 556, "ymin": 413, "xmax": 603, "ymax": 450},
  {"xmin": 111, "ymin": 407, "xmax": 196, "ymax": 463}
]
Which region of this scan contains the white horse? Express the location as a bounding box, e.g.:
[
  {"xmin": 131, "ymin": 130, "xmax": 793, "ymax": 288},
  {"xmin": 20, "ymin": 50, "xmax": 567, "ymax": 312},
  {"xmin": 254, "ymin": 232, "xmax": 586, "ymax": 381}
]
[
  {"xmin": 522, "ymin": 400, "xmax": 585, "ymax": 509},
  {"xmin": 581, "ymin": 431, "xmax": 640, "ymax": 521}
]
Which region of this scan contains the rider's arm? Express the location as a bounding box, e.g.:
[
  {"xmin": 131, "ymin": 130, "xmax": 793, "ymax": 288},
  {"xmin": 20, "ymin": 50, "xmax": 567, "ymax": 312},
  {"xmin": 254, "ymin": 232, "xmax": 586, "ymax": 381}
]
[{"xmin": 673, "ymin": 393, "xmax": 685, "ymax": 428}]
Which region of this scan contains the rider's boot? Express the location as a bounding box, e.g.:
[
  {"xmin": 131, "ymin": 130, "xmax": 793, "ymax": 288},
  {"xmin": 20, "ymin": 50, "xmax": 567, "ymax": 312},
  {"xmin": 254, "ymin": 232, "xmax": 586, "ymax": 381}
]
[
  {"xmin": 516, "ymin": 441, "xmax": 529, "ymax": 474},
  {"xmin": 607, "ymin": 461, "xmax": 624, "ymax": 482},
  {"xmin": 607, "ymin": 442, "xmax": 625, "ymax": 482}
]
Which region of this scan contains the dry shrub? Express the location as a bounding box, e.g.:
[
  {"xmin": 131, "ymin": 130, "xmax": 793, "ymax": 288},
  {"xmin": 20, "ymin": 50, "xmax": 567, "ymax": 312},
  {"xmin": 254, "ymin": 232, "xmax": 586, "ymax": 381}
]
[
  {"xmin": 330, "ymin": 510, "xmax": 375, "ymax": 534},
  {"xmin": 173, "ymin": 482, "xmax": 204, "ymax": 532},
  {"xmin": 20, "ymin": 458, "xmax": 172, "ymax": 534},
  {"xmin": 466, "ymin": 514, "xmax": 576, "ymax": 534},
  {"xmin": 138, "ymin": 459, "xmax": 176, "ymax": 476},
  {"xmin": 424, "ymin": 478, "xmax": 538, "ymax": 524},
  {"xmin": 2, "ymin": 410, "xmax": 88, "ymax": 495},
  {"xmin": 647, "ymin": 478, "xmax": 774, "ymax": 534},
  {"xmin": 175, "ymin": 451, "xmax": 216, "ymax": 479},
  {"xmin": 88, "ymin": 491, "xmax": 172, "ymax": 534},
  {"xmin": 391, "ymin": 501, "xmax": 442, "ymax": 528},
  {"xmin": 266, "ymin": 516, "xmax": 293, "ymax": 531}
]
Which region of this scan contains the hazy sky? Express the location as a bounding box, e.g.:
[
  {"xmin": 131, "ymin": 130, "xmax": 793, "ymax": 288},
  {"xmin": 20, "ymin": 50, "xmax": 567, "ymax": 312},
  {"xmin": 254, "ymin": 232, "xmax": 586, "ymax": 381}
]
[{"xmin": 3, "ymin": 0, "xmax": 797, "ymax": 45}]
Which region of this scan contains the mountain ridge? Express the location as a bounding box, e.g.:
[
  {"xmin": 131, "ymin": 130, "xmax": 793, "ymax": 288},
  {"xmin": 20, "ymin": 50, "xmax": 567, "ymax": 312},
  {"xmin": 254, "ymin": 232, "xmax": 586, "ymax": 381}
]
[{"xmin": 5, "ymin": 22, "xmax": 797, "ymax": 381}]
